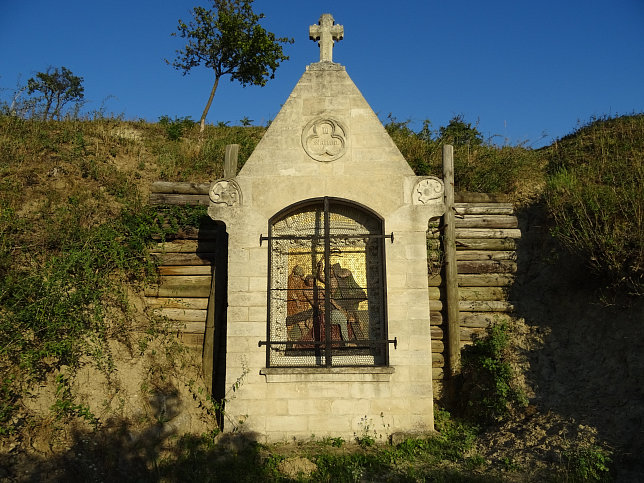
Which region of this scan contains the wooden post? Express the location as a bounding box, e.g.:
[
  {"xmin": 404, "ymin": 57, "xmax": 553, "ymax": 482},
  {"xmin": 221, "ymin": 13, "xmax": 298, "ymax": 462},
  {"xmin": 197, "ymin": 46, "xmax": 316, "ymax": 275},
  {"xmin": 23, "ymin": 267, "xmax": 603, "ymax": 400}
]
[
  {"xmin": 442, "ymin": 144, "xmax": 461, "ymax": 377},
  {"xmin": 224, "ymin": 144, "xmax": 240, "ymax": 178}
]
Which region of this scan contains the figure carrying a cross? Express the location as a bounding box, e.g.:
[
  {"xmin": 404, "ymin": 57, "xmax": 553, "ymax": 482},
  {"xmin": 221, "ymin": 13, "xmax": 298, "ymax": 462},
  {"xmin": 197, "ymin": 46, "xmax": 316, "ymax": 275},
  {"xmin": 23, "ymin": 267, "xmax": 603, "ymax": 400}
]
[{"xmin": 309, "ymin": 14, "xmax": 343, "ymax": 63}]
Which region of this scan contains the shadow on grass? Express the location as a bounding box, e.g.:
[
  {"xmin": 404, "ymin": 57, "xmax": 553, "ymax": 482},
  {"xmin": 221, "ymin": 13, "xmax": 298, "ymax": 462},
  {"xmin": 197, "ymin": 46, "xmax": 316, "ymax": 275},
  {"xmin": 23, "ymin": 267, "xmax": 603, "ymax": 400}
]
[
  {"xmin": 7, "ymin": 421, "xmax": 270, "ymax": 482},
  {"xmin": 6, "ymin": 418, "xmax": 509, "ymax": 482}
]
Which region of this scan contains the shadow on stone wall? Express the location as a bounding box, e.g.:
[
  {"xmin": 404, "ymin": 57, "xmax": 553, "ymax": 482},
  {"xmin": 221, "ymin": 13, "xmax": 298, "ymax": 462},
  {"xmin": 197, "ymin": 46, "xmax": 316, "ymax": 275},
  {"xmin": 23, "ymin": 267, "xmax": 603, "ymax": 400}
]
[
  {"xmin": 195, "ymin": 217, "xmax": 229, "ymax": 430},
  {"xmin": 511, "ymin": 203, "xmax": 644, "ymax": 478}
]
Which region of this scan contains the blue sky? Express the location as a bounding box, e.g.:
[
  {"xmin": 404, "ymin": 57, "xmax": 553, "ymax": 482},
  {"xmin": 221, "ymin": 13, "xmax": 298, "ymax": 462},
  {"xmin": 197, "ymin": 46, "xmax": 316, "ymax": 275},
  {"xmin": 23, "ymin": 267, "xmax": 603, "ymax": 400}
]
[{"xmin": 1, "ymin": 0, "xmax": 643, "ymax": 147}]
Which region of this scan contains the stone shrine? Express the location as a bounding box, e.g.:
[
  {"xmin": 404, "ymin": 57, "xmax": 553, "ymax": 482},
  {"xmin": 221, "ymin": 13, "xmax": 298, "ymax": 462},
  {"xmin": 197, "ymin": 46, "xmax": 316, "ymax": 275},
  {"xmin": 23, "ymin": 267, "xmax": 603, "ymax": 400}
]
[{"xmin": 208, "ymin": 14, "xmax": 444, "ymax": 441}]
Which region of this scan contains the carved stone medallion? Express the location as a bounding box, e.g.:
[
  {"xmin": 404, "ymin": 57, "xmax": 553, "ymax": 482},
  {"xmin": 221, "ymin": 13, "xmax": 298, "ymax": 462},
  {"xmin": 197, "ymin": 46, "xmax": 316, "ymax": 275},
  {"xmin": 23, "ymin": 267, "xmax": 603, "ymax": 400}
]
[
  {"xmin": 301, "ymin": 118, "xmax": 347, "ymax": 162},
  {"xmin": 412, "ymin": 177, "xmax": 444, "ymax": 205},
  {"xmin": 209, "ymin": 179, "xmax": 242, "ymax": 206}
]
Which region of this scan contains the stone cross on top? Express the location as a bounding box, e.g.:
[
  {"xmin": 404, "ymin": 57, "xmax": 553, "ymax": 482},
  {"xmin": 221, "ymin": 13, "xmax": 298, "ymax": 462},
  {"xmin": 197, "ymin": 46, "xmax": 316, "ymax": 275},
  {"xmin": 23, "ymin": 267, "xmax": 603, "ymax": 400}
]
[{"xmin": 309, "ymin": 14, "xmax": 343, "ymax": 63}]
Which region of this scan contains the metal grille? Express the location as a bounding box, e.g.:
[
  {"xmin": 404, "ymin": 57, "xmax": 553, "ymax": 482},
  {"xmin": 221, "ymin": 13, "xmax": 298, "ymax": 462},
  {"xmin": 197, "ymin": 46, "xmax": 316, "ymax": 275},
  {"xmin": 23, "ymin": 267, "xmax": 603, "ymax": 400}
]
[{"xmin": 262, "ymin": 197, "xmax": 390, "ymax": 367}]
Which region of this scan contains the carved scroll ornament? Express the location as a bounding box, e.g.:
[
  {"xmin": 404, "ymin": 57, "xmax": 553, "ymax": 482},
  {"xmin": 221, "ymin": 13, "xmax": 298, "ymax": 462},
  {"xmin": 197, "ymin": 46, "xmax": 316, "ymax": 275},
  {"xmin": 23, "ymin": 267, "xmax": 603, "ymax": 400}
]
[
  {"xmin": 412, "ymin": 177, "xmax": 444, "ymax": 205},
  {"xmin": 209, "ymin": 179, "xmax": 242, "ymax": 206}
]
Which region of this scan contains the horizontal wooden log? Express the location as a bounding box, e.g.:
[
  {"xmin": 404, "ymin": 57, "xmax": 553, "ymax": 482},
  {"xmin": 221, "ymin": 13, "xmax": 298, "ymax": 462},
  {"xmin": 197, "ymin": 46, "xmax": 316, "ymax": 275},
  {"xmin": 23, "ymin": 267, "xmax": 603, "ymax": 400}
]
[
  {"xmin": 151, "ymin": 253, "xmax": 216, "ymax": 266},
  {"xmin": 428, "ymin": 274, "xmax": 442, "ymax": 286},
  {"xmin": 459, "ymin": 286, "xmax": 508, "ymax": 301},
  {"xmin": 152, "ymin": 226, "xmax": 221, "ymax": 241},
  {"xmin": 427, "ymin": 286, "xmax": 509, "ymax": 301},
  {"xmin": 144, "ymin": 297, "xmax": 209, "ymax": 310},
  {"xmin": 145, "ymin": 275, "xmax": 212, "ymax": 298},
  {"xmin": 179, "ymin": 333, "xmax": 205, "ymax": 347},
  {"xmin": 431, "ymin": 326, "xmax": 486, "ymax": 342},
  {"xmin": 458, "ymin": 274, "xmax": 515, "ymax": 287},
  {"xmin": 457, "ymin": 260, "xmax": 517, "ymax": 274},
  {"xmin": 150, "ymin": 181, "xmax": 210, "ymax": 195},
  {"xmin": 454, "ymin": 203, "xmax": 514, "ymax": 215},
  {"xmin": 432, "ymin": 339, "xmax": 444, "ymax": 353},
  {"xmin": 152, "ymin": 240, "xmax": 219, "ymax": 254},
  {"xmin": 430, "ymin": 311, "xmax": 443, "ymax": 325},
  {"xmin": 455, "ymin": 192, "xmax": 510, "ymax": 203},
  {"xmin": 456, "ymin": 250, "xmax": 516, "ymax": 261},
  {"xmin": 427, "ymin": 299, "xmax": 514, "ymax": 313},
  {"xmin": 153, "ymin": 308, "xmax": 207, "ymax": 322},
  {"xmin": 432, "ymin": 368, "xmax": 444, "ymax": 380},
  {"xmin": 158, "ymin": 265, "xmax": 213, "ymax": 276},
  {"xmin": 455, "ymin": 215, "xmax": 518, "ymax": 229},
  {"xmin": 181, "ymin": 321, "xmax": 206, "ymax": 333},
  {"xmin": 460, "ymin": 312, "xmax": 513, "ymax": 328},
  {"xmin": 149, "ymin": 193, "xmax": 210, "ymax": 206},
  {"xmin": 431, "ymin": 312, "xmax": 512, "ymax": 329},
  {"xmin": 428, "ymin": 273, "xmax": 515, "ymax": 287},
  {"xmin": 463, "ymin": 326, "xmax": 486, "ymax": 341},
  {"xmin": 455, "ymin": 228, "xmax": 521, "ymax": 239},
  {"xmin": 433, "ymin": 352, "xmax": 444, "ymax": 367},
  {"xmin": 160, "ymin": 321, "xmax": 206, "ymax": 334},
  {"xmin": 455, "ymin": 238, "xmax": 517, "ymax": 250},
  {"xmin": 460, "ymin": 300, "xmax": 514, "ymax": 312}
]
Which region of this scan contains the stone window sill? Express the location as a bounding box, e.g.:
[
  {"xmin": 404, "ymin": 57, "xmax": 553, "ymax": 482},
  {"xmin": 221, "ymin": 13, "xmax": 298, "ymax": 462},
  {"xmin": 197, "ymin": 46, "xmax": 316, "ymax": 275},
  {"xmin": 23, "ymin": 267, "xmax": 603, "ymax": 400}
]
[{"xmin": 259, "ymin": 366, "xmax": 395, "ymax": 383}]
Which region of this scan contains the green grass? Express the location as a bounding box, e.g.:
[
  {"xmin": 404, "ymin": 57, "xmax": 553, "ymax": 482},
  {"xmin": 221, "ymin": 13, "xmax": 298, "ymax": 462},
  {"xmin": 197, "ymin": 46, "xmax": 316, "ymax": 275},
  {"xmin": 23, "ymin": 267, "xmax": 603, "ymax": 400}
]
[
  {"xmin": 544, "ymin": 114, "xmax": 644, "ymax": 295},
  {"xmin": 155, "ymin": 408, "xmax": 488, "ymax": 482}
]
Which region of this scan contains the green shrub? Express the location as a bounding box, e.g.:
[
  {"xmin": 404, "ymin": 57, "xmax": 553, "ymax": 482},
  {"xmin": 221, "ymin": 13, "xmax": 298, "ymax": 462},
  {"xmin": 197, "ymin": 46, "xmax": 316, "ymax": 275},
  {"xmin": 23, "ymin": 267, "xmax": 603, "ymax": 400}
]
[
  {"xmin": 544, "ymin": 114, "xmax": 643, "ymax": 294},
  {"xmin": 158, "ymin": 115, "xmax": 195, "ymax": 140},
  {"xmin": 385, "ymin": 114, "xmax": 545, "ymax": 195},
  {"xmin": 0, "ymin": 203, "xmax": 159, "ymax": 376},
  {"xmin": 385, "ymin": 116, "xmax": 442, "ymax": 177},
  {"xmin": 457, "ymin": 322, "xmax": 527, "ymax": 424},
  {"xmin": 562, "ymin": 445, "xmax": 612, "ymax": 481},
  {"xmin": 0, "ymin": 174, "xmax": 207, "ymax": 430}
]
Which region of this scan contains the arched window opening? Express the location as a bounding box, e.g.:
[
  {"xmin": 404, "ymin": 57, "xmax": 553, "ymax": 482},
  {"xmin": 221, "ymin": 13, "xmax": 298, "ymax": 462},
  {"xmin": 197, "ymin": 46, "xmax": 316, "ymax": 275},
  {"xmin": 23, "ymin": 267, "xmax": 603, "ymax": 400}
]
[{"xmin": 262, "ymin": 197, "xmax": 390, "ymax": 367}]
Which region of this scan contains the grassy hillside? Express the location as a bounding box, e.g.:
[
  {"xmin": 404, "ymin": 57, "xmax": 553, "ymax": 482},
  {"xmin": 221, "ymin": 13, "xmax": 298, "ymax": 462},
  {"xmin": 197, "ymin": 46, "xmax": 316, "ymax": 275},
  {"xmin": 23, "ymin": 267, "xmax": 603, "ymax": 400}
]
[
  {"xmin": 0, "ymin": 113, "xmax": 641, "ymax": 480},
  {"xmin": 544, "ymin": 114, "xmax": 643, "ymax": 294},
  {"xmin": 387, "ymin": 113, "xmax": 643, "ymax": 294}
]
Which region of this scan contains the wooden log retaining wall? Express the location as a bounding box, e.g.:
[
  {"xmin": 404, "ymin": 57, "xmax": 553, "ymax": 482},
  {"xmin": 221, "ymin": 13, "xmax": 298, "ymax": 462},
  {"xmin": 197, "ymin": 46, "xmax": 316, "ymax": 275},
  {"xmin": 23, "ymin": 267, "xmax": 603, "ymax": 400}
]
[
  {"xmin": 144, "ymin": 233, "xmax": 218, "ymax": 346},
  {"xmin": 145, "ymin": 182, "xmax": 220, "ymax": 346},
  {"xmin": 145, "ymin": 181, "xmax": 520, "ymax": 385},
  {"xmin": 428, "ymin": 191, "xmax": 519, "ymax": 382}
]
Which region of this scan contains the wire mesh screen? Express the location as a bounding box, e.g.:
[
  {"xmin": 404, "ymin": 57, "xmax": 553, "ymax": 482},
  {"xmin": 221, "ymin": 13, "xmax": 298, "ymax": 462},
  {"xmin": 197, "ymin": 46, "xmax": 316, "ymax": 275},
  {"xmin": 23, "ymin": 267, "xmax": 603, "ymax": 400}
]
[{"xmin": 267, "ymin": 198, "xmax": 387, "ymax": 367}]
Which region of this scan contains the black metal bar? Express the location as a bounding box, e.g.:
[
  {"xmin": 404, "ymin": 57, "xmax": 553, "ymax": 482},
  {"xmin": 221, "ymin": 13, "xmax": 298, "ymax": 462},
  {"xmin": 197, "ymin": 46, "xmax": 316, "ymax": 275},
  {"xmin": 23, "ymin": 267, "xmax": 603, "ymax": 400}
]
[
  {"xmin": 323, "ymin": 196, "xmax": 332, "ymax": 367},
  {"xmin": 381, "ymin": 226, "xmax": 390, "ymax": 364},
  {"xmin": 265, "ymin": 221, "xmax": 273, "ymax": 368},
  {"xmin": 258, "ymin": 338, "xmax": 397, "ymax": 348},
  {"xmin": 313, "ymin": 209, "xmax": 322, "ymax": 361},
  {"xmin": 269, "ymin": 287, "xmax": 370, "ymax": 292},
  {"xmin": 260, "ymin": 233, "xmax": 394, "ymax": 244}
]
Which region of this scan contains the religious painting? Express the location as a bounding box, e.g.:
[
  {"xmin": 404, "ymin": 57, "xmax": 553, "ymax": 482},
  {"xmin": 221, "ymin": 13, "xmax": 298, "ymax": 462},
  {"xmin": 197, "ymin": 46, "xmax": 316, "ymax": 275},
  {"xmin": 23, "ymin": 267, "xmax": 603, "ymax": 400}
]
[{"xmin": 267, "ymin": 198, "xmax": 387, "ymax": 367}]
